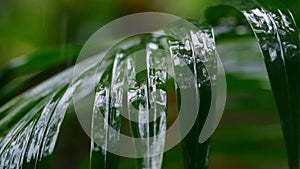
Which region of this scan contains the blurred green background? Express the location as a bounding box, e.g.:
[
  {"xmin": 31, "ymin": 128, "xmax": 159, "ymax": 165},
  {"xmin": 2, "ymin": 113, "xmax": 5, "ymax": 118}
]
[
  {"xmin": 1, "ymin": 0, "xmax": 300, "ymax": 168},
  {"xmin": 1, "ymin": 0, "xmax": 300, "ymax": 68}
]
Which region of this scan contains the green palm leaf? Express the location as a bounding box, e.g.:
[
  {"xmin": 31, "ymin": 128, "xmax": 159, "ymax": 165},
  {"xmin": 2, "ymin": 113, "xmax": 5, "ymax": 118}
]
[{"xmin": 0, "ymin": 0, "xmax": 299, "ymax": 169}]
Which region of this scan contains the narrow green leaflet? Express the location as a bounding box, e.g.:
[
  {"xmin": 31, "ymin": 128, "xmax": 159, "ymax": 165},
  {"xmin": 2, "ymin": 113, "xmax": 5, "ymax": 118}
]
[
  {"xmin": 207, "ymin": 0, "xmax": 300, "ymax": 168},
  {"xmin": 164, "ymin": 20, "xmax": 217, "ymax": 169},
  {"xmin": 0, "ymin": 54, "xmax": 97, "ymax": 169},
  {"xmin": 205, "ymin": 0, "xmax": 299, "ymax": 168},
  {"xmin": 91, "ymin": 36, "xmax": 169, "ymax": 169},
  {"xmin": 127, "ymin": 36, "xmax": 168, "ymax": 169},
  {"xmin": 91, "ymin": 49, "xmax": 122, "ymax": 169}
]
